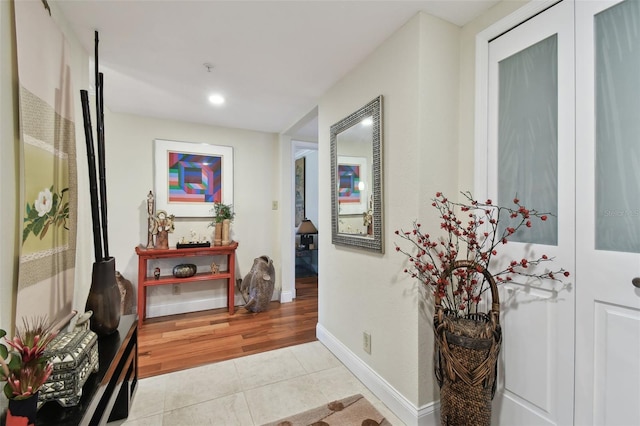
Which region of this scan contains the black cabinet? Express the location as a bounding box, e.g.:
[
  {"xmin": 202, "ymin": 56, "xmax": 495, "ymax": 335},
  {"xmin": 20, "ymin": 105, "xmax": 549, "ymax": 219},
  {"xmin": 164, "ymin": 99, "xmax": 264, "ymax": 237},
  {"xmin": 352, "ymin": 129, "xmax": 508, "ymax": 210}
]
[
  {"xmin": 35, "ymin": 314, "xmax": 138, "ymax": 425},
  {"xmin": 295, "ymin": 248, "xmax": 318, "ymax": 277}
]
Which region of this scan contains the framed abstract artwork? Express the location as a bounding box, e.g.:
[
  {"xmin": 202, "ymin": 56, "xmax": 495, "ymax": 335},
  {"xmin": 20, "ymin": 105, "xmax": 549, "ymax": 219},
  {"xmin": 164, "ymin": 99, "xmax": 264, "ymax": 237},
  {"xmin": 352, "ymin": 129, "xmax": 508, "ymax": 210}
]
[
  {"xmin": 294, "ymin": 157, "xmax": 305, "ymax": 227},
  {"xmin": 337, "ymin": 156, "xmax": 367, "ymax": 215},
  {"xmin": 154, "ymin": 139, "xmax": 233, "ymax": 217}
]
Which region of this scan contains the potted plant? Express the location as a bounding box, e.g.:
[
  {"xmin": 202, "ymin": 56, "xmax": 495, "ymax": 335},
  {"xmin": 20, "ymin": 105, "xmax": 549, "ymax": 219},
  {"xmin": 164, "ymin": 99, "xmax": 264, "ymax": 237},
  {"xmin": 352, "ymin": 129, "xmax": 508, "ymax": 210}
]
[
  {"xmin": 1, "ymin": 317, "xmax": 57, "ymax": 425},
  {"xmin": 395, "ymin": 192, "xmax": 570, "ymax": 426},
  {"xmin": 210, "ymin": 202, "xmax": 235, "ymax": 246}
]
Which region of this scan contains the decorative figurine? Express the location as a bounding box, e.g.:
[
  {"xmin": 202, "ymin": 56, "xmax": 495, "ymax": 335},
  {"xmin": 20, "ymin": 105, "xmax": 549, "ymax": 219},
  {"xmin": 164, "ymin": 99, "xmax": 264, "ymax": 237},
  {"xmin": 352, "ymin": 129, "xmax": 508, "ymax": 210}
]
[
  {"xmin": 154, "ymin": 267, "xmax": 161, "ymax": 280},
  {"xmin": 152, "ymin": 210, "xmax": 175, "ymax": 250},
  {"xmin": 363, "ymin": 195, "xmax": 373, "ymax": 236},
  {"xmin": 210, "ymin": 262, "xmax": 220, "ymax": 274},
  {"xmin": 146, "ymin": 190, "xmax": 155, "ymax": 249}
]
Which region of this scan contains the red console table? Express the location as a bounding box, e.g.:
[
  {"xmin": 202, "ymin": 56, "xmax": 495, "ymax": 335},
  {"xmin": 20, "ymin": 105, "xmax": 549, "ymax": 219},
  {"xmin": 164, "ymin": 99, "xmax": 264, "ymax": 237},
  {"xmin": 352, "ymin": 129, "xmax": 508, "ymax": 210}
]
[{"xmin": 135, "ymin": 242, "xmax": 239, "ymax": 328}]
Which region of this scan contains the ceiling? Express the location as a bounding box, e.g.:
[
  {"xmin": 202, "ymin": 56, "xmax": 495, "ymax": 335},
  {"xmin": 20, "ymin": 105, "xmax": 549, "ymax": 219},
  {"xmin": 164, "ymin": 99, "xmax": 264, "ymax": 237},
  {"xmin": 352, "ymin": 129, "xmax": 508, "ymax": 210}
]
[{"xmin": 55, "ymin": 0, "xmax": 499, "ymax": 140}]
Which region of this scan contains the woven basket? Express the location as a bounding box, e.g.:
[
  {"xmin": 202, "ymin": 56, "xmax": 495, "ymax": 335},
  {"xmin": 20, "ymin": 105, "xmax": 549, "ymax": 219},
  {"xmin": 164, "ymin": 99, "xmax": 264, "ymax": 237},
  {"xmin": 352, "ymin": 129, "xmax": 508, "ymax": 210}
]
[{"xmin": 434, "ymin": 260, "xmax": 502, "ymax": 426}]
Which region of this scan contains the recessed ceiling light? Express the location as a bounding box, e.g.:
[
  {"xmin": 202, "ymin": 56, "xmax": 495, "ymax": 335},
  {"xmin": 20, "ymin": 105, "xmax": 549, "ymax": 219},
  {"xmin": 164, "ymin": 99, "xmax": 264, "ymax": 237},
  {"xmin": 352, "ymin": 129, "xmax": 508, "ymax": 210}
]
[{"xmin": 208, "ymin": 94, "xmax": 225, "ymax": 105}]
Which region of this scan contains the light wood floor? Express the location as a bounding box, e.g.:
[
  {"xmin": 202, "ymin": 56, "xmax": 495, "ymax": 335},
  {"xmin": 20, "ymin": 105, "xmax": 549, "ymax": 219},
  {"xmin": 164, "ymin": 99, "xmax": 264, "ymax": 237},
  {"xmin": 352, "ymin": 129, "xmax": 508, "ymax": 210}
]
[{"xmin": 138, "ymin": 276, "xmax": 318, "ymax": 379}]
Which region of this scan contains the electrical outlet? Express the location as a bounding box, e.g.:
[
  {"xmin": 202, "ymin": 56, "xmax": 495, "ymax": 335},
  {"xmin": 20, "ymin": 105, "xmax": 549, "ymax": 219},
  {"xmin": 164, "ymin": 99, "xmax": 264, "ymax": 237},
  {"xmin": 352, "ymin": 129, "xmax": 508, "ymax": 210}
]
[
  {"xmin": 172, "ymin": 285, "xmax": 181, "ymax": 295},
  {"xmin": 363, "ymin": 332, "xmax": 371, "ymax": 354},
  {"xmin": 272, "ymin": 200, "xmax": 278, "ymax": 210}
]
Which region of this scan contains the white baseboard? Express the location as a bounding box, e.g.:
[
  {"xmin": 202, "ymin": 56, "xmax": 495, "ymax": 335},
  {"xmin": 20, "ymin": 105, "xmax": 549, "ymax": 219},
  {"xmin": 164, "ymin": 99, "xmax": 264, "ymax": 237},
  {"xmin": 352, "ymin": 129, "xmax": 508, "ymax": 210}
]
[
  {"xmin": 316, "ymin": 324, "xmax": 439, "ymax": 426},
  {"xmin": 147, "ymin": 295, "xmax": 229, "ymax": 318},
  {"xmin": 280, "ymin": 290, "xmax": 293, "ymax": 303},
  {"xmin": 146, "ymin": 290, "xmax": 283, "ymax": 318}
]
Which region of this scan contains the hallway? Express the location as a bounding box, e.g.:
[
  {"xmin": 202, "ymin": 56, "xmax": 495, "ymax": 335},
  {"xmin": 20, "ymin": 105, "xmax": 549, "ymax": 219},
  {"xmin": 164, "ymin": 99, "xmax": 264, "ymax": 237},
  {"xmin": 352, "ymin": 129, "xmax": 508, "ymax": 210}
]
[{"xmin": 138, "ymin": 276, "xmax": 318, "ymax": 379}]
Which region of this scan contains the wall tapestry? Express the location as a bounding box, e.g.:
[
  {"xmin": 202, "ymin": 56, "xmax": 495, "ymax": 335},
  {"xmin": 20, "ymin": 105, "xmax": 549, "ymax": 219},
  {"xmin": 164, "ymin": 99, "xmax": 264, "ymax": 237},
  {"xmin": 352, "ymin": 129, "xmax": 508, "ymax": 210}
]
[
  {"xmin": 14, "ymin": 1, "xmax": 77, "ymax": 321},
  {"xmin": 295, "ymin": 157, "xmax": 305, "ymax": 227},
  {"xmin": 154, "ymin": 139, "xmax": 234, "ymax": 217}
]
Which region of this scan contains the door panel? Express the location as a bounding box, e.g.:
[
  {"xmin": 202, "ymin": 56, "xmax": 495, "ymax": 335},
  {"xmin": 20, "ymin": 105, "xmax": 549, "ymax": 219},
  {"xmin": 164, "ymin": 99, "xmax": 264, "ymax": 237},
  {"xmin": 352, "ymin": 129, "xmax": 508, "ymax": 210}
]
[
  {"xmin": 497, "ymin": 34, "xmax": 558, "ymax": 246},
  {"xmin": 593, "ymin": 0, "xmax": 640, "ymax": 254},
  {"xmin": 593, "ymin": 303, "xmax": 640, "ymax": 424},
  {"xmin": 575, "ymin": 1, "xmax": 640, "ymax": 424},
  {"xmin": 487, "ymin": 2, "xmax": 575, "ymax": 424},
  {"xmin": 502, "ymin": 287, "xmax": 557, "ymax": 410}
]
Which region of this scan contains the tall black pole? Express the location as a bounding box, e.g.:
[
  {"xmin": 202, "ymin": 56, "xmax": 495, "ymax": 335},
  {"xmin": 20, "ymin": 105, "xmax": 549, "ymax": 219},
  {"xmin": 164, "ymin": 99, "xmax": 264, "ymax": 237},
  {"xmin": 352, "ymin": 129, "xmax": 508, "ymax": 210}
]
[
  {"xmin": 84, "ymin": 32, "xmax": 120, "ymax": 337},
  {"xmin": 80, "ymin": 89, "xmax": 103, "ymax": 263},
  {"xmin": 95, "ymin": 31, "xmax": 109, "ymax": 259},
  {"xmin": 97, "ymin": 72, "xmax": 109, "ymax": 259}
]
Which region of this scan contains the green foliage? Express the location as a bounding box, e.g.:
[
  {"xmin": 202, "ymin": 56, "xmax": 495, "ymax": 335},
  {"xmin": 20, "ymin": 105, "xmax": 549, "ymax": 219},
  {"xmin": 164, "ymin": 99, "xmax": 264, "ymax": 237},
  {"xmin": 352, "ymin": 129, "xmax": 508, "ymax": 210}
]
[
  {"xmin": 210, "ymin": 202, "xmax": 235, "ymax": 225},
  {"xmin": 0, "ymin": 328, "xmax": 20, "ymax": 383}
]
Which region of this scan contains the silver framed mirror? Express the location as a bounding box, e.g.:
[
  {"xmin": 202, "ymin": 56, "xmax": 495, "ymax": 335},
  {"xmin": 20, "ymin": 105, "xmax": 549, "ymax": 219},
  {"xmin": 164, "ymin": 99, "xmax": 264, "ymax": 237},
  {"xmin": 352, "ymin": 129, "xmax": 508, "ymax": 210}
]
[{"xmin": 330, "ymin": 95, "xmax": 383, "ymax": 253}]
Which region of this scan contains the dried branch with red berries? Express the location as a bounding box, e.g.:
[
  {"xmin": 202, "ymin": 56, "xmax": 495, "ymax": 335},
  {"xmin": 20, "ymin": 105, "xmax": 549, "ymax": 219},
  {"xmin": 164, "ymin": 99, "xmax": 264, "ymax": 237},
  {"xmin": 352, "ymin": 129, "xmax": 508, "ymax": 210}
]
[{"xmin": 395, "ymin": 191, "xmax": 570, "ymax": 316}]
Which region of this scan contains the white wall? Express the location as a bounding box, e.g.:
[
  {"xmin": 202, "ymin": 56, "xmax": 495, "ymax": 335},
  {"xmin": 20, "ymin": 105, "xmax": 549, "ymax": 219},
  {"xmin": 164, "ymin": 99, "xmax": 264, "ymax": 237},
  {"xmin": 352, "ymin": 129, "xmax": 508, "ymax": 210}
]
[
  {"xmin": 0, "ymin": 1, "xmax": 537, "ymax": 423},
  {"xmin": 0, "ymin": 0, "xmax": 17, "ymax": 339},
  {"xmin": 0, "ymin": 0, "xmax": 282, "ymax": 328},
  {"xmin": 103, "ymin": 111, "xmax": 280, "ymax": 317},
  {"xmin": 458, "ymin": 0, "xmax": 529, "ymax": 189},
  {"xmin": 317, "ymin": 12, "xmax": 460, "ymax": 418},
  {"xmin": 314, "ymin": 6, "xmax": 539, "ymax": 421}
]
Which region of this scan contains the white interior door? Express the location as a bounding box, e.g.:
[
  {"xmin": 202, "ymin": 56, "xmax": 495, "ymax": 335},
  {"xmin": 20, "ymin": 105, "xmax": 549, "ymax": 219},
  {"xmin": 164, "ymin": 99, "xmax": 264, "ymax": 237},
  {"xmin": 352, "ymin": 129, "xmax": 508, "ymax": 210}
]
[
  {"xmin": 575, "ymin": 1, "xmax": 640, "ymax": 424},
  {"xmin": 485, "ymin": 2, "xmax": 576, "ymax": 424}
]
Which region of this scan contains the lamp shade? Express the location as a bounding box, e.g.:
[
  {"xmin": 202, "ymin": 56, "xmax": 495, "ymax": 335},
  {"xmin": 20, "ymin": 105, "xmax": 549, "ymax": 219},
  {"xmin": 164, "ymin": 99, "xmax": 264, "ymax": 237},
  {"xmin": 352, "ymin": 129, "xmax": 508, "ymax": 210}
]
[{"xmin": 296, "ymin": 218, "xmax": 318, "ymax": 235}]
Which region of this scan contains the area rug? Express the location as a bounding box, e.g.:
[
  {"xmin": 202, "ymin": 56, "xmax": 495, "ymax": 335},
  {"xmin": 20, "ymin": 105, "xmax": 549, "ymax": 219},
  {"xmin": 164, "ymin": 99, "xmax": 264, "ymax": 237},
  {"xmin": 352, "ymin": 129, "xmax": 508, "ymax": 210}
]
[{"xmin": 263, "ymin": 394, "xmax": 393, "ymax": 426}]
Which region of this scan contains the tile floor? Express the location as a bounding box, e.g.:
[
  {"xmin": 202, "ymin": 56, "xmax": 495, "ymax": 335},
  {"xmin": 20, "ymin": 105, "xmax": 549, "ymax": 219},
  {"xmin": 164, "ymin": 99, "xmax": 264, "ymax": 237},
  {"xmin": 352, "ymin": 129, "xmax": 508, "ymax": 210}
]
[{"xmin": 112, "ymin": 341, "xmax": 405, "ymax": 426}]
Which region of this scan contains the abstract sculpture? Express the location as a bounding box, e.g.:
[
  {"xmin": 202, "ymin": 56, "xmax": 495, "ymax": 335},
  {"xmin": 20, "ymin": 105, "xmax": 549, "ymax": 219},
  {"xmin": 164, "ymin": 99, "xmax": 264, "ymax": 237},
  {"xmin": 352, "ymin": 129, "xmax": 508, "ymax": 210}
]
[{"xmin": 237, "ymin": 256, "xmax": 276, "ymax": 313}]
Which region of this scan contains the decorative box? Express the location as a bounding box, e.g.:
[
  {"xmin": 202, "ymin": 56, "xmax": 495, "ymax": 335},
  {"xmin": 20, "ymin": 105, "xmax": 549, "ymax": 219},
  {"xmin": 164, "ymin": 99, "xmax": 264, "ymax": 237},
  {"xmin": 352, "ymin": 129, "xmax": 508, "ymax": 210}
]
[{"xmin": 38, "ymin": 328, "xmax": 99, "ymax": 407}]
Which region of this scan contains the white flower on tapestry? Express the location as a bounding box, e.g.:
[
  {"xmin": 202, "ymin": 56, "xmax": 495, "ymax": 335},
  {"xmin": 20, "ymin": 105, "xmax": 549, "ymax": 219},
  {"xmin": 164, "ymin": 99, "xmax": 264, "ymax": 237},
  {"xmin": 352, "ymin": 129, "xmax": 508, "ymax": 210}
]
[
  {"xmin": 23, "ymin": 185, "xmax": 70, "ymax": 243},
  {"xmin": 34, "ymin": 188, "xmax": 53, "ymax": 217}
]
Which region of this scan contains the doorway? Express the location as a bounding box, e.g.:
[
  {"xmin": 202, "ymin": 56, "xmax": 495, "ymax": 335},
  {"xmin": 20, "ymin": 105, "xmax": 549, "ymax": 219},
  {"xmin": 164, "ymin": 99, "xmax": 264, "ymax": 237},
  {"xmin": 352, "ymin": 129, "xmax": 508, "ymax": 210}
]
[{"xmin": 293, "ymin": 141, "xmax": 318, "ymax": 297}]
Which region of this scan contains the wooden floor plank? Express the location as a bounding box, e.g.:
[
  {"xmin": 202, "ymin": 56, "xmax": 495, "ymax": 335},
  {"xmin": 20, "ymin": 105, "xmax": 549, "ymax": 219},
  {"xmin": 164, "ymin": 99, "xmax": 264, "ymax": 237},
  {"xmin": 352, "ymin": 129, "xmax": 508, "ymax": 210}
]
[{"xmin": 138, "ymin": 275, "xmax": 318, "ymax": 379}]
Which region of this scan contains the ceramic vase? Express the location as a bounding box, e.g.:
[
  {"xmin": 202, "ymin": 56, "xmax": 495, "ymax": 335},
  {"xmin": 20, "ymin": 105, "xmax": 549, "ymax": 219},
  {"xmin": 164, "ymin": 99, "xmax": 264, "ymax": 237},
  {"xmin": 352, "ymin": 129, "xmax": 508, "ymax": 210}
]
[
  {"xmin": 6, "ymin": 393, "xmax": 38, "ymax": 426},
  {"xmin": 172, "ymin": 263, "xmax": 197, "ymax": 278},
  {"xmin": 85, "ymin": 257, "xmax": 121, "ymax": 336},
  {"xmin": 214, "ymin": 222, "xmax": 223, "ymax": 246},
  {"xmin": 222, "ymin": 219, "xmax": 231, "ymax": 246}
]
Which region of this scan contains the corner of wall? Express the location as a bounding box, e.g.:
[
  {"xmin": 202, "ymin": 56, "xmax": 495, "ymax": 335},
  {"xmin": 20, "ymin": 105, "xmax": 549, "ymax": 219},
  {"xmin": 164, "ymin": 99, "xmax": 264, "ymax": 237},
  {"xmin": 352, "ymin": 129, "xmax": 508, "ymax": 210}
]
[{"xmin": 0, "ymin": 0, "xmax": 19, "ymax": 333}]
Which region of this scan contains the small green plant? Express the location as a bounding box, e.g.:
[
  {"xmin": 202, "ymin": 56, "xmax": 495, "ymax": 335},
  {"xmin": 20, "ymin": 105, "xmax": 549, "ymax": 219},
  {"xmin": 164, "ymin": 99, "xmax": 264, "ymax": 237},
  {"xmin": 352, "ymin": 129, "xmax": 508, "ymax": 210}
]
[{"xmin": 210, "ymin": 202, "xmax": 235, "ymax": 226}]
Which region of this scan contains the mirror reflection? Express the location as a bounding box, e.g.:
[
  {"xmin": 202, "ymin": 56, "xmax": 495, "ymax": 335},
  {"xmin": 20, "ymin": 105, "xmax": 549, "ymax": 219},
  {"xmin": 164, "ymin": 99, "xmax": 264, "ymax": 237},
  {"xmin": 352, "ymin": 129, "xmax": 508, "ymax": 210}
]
[
  {"xmin": 336, "ymin": 118, "xmax": 373, "ymax": 235},
  {"xmin": 330, "ymin": 96, "xmax": 383, "ymax": 253}
]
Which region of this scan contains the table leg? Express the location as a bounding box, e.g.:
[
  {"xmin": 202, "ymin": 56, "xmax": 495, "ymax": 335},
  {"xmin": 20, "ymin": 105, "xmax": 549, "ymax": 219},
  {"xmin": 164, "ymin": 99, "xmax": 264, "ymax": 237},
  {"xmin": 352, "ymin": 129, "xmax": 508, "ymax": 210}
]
[
  {"xmin": 137, "ymin": 256, "xmax": 146, "ymax": 328},
  {"xmin": 228, "ymin": 251, "xmax": 235, "ymax": 314}
]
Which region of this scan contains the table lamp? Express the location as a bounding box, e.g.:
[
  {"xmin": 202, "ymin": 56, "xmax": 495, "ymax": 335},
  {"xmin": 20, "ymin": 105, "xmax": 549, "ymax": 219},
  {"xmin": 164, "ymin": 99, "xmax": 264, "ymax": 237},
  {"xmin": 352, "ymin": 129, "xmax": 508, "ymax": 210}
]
[{"xmin": 297, "ymin": 218, "xmax": 318, "ymax": 249}]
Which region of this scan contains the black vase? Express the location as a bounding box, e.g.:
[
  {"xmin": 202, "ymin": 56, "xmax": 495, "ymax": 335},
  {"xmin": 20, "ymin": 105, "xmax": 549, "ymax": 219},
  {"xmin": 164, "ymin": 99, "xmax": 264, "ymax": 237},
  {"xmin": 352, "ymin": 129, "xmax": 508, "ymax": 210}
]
[{"xmin": 85, "ymin": 257, "xmax": 121, "ymax": 335}]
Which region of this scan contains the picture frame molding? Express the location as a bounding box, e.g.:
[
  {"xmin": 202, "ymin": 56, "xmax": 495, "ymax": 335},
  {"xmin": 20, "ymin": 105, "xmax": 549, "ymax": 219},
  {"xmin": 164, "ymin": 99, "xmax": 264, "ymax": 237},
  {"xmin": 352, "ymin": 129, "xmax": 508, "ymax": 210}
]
[
  {"xmin": 295, "ymin": 156, "xmax": 306, "ymax": 227},
  {"xmin": 154, "ymin": 139, "xmax": 234, "ymax": 218},
  {"xmin": 337, "ymin": 155, "xmax": 368, "ymax": 215}
]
